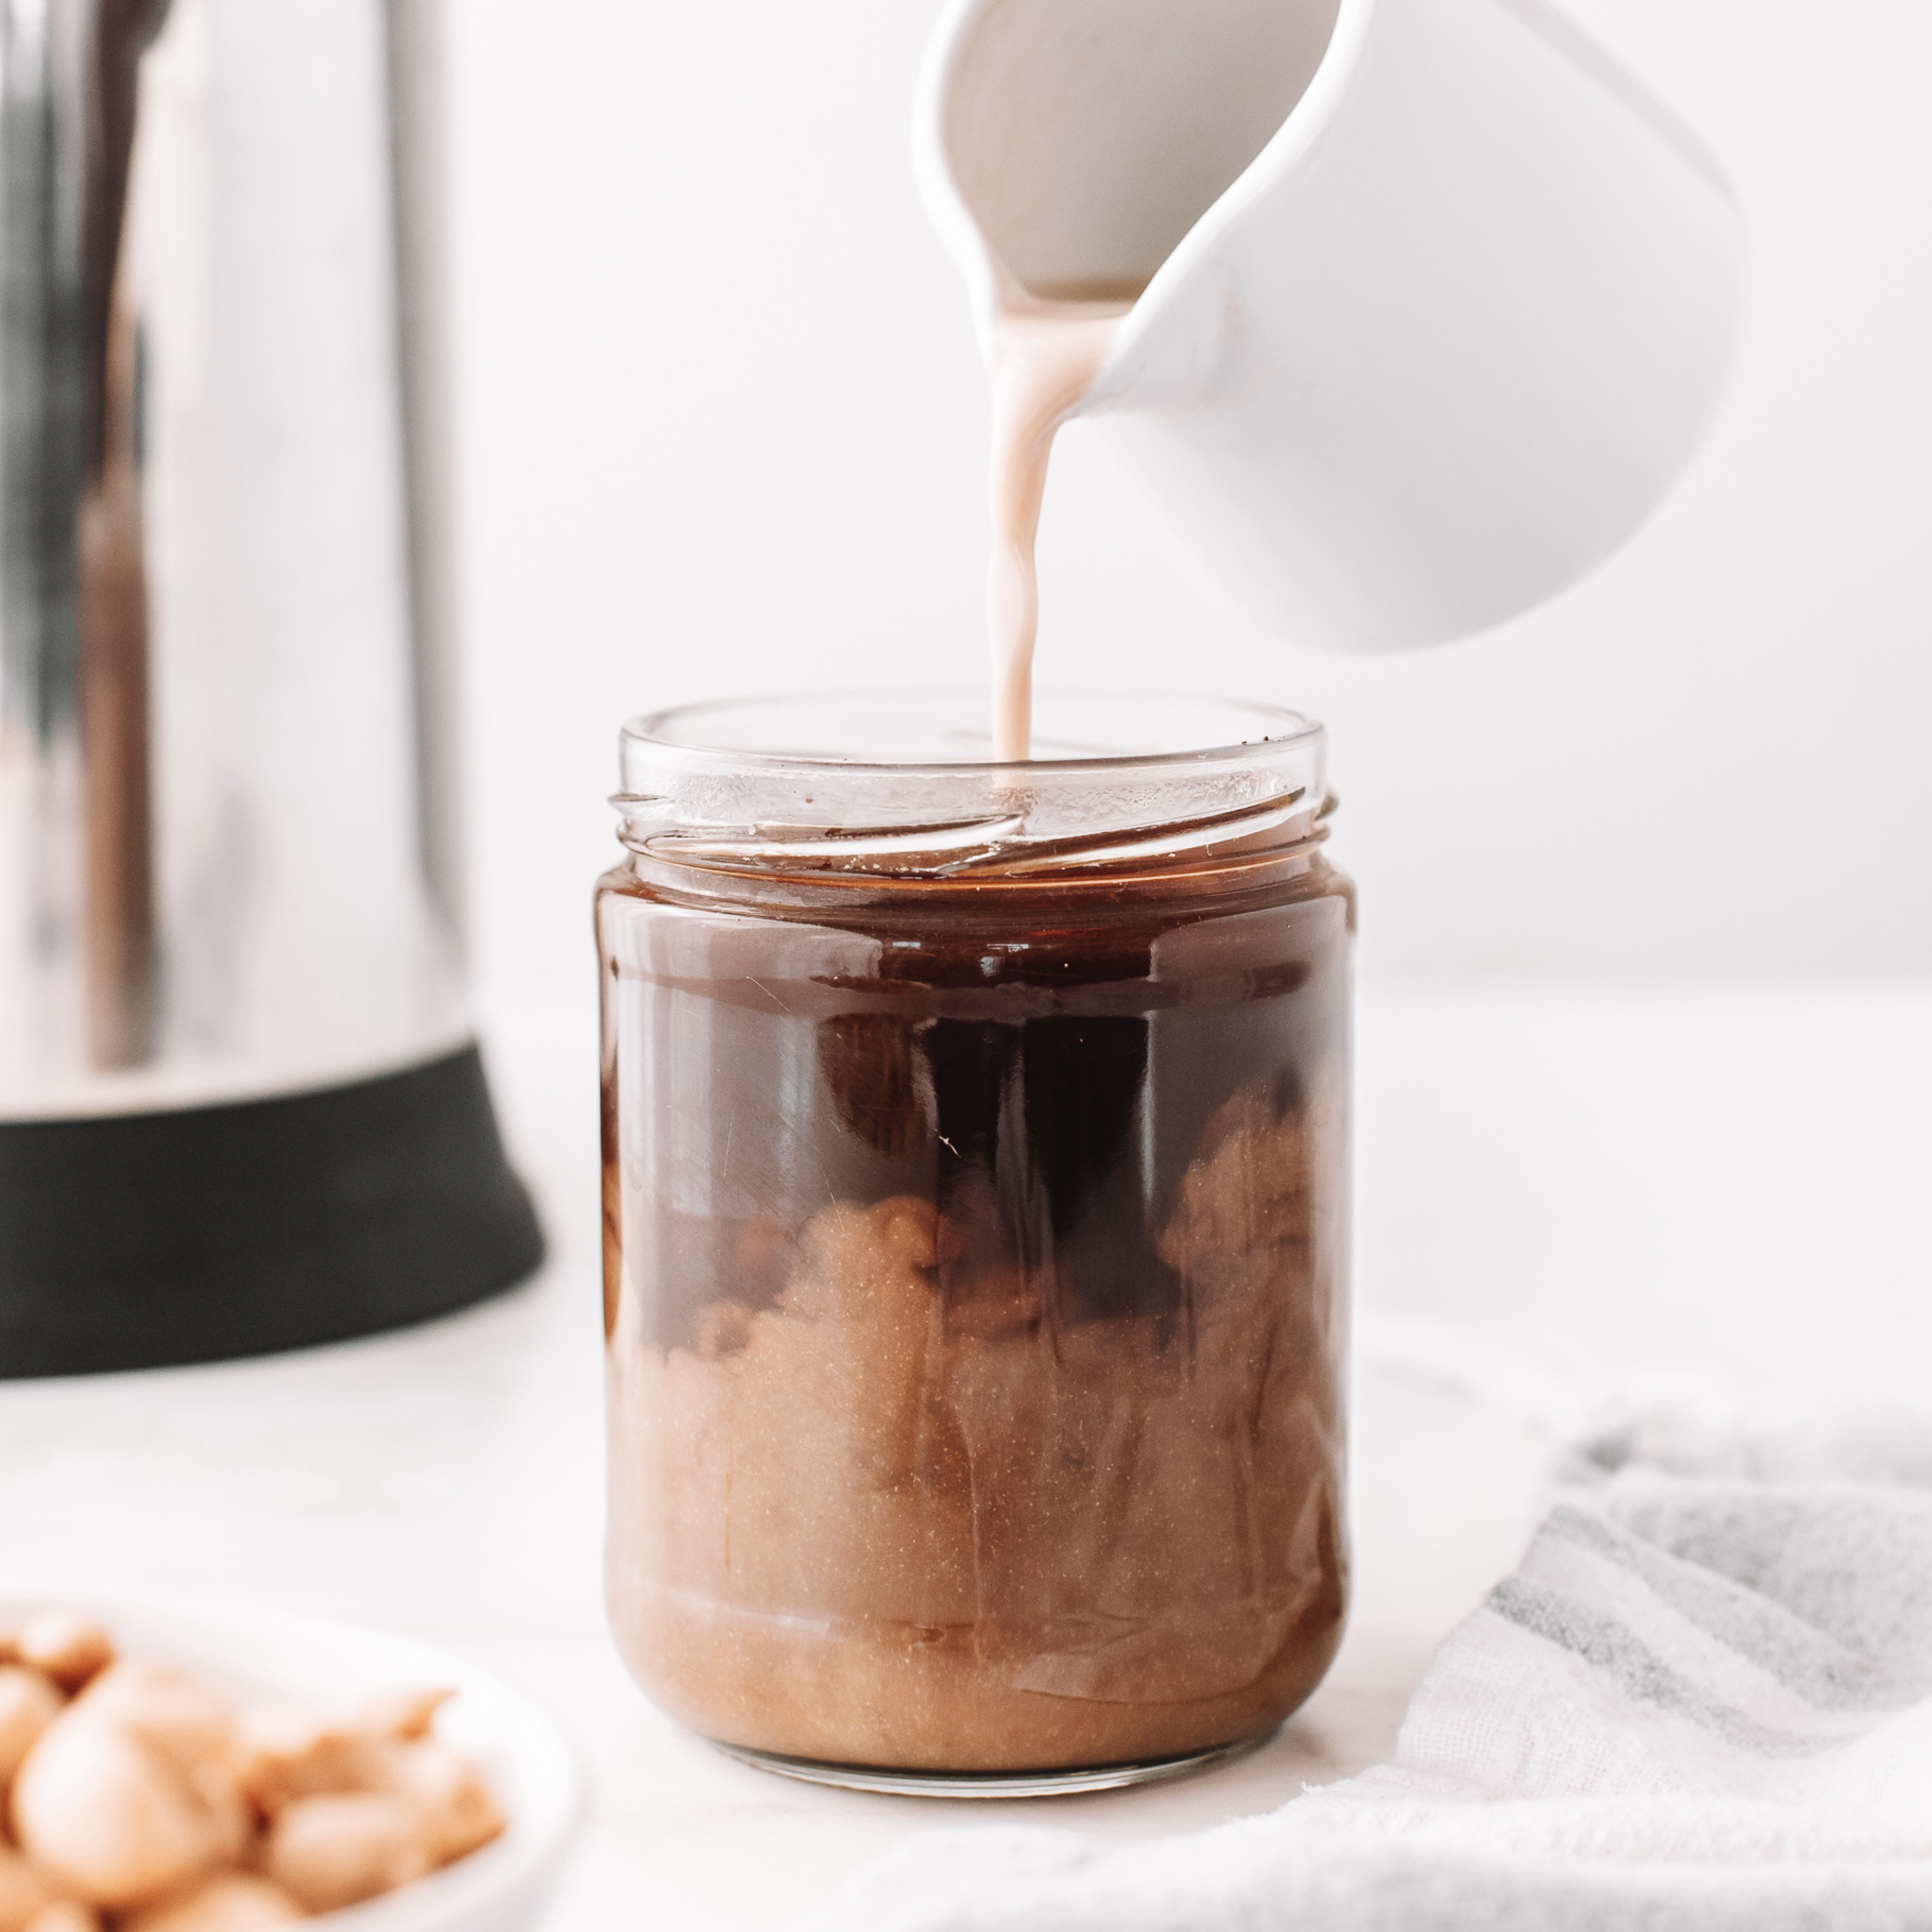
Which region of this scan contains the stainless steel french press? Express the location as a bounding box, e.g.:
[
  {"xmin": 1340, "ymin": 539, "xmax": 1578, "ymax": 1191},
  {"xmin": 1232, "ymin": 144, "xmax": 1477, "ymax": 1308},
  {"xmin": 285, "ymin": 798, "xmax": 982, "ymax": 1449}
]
[{"xmin": 0, "ymin": 0, "xmax": 540, "ymax": 1373}]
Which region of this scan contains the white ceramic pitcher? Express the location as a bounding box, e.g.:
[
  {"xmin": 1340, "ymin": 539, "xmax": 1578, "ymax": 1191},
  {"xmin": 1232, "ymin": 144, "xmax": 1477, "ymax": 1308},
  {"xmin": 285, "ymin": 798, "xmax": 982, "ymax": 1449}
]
[{"xmin": 915, "ymin": 0, "xmax": 1746, "ymax": 651}]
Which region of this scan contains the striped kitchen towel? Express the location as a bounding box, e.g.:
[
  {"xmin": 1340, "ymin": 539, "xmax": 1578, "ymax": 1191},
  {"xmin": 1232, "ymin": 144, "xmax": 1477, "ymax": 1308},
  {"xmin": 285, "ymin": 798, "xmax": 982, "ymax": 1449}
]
[{"xmin": 802, "ymin": 1406, "xmax": 1932, "ymax": 1931}]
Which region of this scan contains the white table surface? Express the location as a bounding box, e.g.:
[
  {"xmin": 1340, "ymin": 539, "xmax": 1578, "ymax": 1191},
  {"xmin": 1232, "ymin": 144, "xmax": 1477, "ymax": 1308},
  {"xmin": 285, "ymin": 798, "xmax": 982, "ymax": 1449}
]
[{"xmin": 3, "ymin": 982, "xmax": 1929, "ymax": 1928}]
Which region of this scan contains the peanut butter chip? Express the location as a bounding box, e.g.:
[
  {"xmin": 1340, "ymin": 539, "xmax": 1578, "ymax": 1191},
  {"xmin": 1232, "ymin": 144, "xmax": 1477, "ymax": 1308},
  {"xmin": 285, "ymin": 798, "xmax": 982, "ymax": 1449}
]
[
  {"xmin": 118, "ymin": 1872, "xmax": 304, "ymax": 1931},
  {"xmin": 0, "ymin": 1669, "xmax": 64, "ymax": 1790},
  {"xmin": 13, "ymin": 1716, "xmax": 235, "ymax": 1910},
  {"xmin": 13, "ymin": 1619, "xmax": 113, "ymax": 1696},
  {"xmin": 0, "ymin": 1846, "xmax": 55, "ymax": 1932},
  {"xmin": 21, "ymin": 1904, "xmax": 101, "ymax": 1932},
  {"xmin": 263, "ymin": 1793, "xmax": 433, "ymax": 1915}
]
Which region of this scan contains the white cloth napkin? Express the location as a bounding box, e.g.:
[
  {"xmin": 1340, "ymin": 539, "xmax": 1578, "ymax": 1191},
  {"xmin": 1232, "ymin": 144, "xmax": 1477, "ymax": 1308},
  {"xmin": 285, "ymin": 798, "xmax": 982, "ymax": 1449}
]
[{"xmin": 799, "ymin": 1404, "xmax": 1932, "ymax": 1930}]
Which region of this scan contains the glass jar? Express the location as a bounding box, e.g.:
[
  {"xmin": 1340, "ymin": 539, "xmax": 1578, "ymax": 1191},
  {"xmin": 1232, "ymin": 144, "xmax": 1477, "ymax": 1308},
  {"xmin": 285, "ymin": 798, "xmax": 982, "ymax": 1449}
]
[{"xmin": 597, "ymin": 692, "xmax": 1352, "ymax": 1792}]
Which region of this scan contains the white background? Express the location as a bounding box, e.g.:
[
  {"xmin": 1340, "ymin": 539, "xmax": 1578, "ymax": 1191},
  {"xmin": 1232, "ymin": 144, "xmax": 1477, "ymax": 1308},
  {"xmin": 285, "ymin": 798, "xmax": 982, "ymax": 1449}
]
[{"xmin": 428, "ymin": 0, "xmax": 1930, "ymax": 1005}]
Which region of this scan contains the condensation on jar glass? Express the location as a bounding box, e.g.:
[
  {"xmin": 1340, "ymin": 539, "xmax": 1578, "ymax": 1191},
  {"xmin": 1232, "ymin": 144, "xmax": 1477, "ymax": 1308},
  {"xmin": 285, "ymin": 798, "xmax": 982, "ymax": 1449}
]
[{"xmin": 596, "ymin": 692, "xmax": 1353, "ymax": 1789}]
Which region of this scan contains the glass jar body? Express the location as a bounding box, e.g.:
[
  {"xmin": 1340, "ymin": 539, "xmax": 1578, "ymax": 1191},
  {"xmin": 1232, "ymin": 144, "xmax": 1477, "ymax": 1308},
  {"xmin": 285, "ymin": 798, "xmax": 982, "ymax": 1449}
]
[{"xmin": 598, "ymin": 823, "xmax": 1353, "ymax": 1777}]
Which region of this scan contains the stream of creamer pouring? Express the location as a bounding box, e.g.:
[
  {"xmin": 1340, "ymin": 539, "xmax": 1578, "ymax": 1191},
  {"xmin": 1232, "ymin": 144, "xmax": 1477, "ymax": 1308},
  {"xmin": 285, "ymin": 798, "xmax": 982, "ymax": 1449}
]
[{"xmin": 984, "ymin": 279, "xmax": 1141, "ymax": 761}]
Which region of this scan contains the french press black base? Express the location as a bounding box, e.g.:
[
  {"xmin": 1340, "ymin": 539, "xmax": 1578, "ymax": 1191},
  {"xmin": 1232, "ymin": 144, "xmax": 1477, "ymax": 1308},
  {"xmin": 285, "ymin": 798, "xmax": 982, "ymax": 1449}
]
[{"xmin": 0, "ymin": 1046, "xmax": 543, "ymax": 1378}]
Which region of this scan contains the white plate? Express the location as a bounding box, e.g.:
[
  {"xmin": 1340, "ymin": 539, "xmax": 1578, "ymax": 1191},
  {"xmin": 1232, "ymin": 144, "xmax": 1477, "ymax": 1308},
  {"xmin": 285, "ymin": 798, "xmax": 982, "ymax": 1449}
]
[{"xmin": 0, "ymin": 1592, "xmax": 580, "ymax": 1932}]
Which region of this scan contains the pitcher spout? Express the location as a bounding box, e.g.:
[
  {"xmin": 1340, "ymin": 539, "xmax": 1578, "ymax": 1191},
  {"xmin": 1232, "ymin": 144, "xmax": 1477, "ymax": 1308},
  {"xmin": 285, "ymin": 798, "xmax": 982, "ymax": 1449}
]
[{"xmin": 915, "ymin": 0, "xmax": 1343, "ymax": 365}]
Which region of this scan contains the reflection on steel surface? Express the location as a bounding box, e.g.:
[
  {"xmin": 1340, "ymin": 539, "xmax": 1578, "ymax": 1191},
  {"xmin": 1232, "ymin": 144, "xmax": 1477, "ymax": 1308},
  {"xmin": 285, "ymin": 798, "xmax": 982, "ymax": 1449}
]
[
  {"xmin": 0, "ymin": 0, "xmax": 468, "ymax": 1118},
  {"xmin": 77, "ymin": 1, "xmax": 171, "ymax": 1066}
]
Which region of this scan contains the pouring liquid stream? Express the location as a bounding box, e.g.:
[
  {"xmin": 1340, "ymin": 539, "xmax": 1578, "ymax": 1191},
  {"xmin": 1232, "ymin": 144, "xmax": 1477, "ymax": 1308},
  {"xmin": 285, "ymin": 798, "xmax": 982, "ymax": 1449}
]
[{"xmin": 985, "ymin": 277, "xmax": 1143, "ymax": 762}]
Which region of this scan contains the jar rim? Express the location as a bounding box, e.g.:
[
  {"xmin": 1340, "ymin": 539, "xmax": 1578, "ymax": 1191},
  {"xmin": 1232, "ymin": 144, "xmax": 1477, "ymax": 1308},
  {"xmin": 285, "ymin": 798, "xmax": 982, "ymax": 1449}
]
[
  {"xmin": 622, "ymin": 688, "xmax": 1323, "ymax": 778},
  {"xmin": 614, "ymin": 690, "xmax": 1331, "ymax": 882}
]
